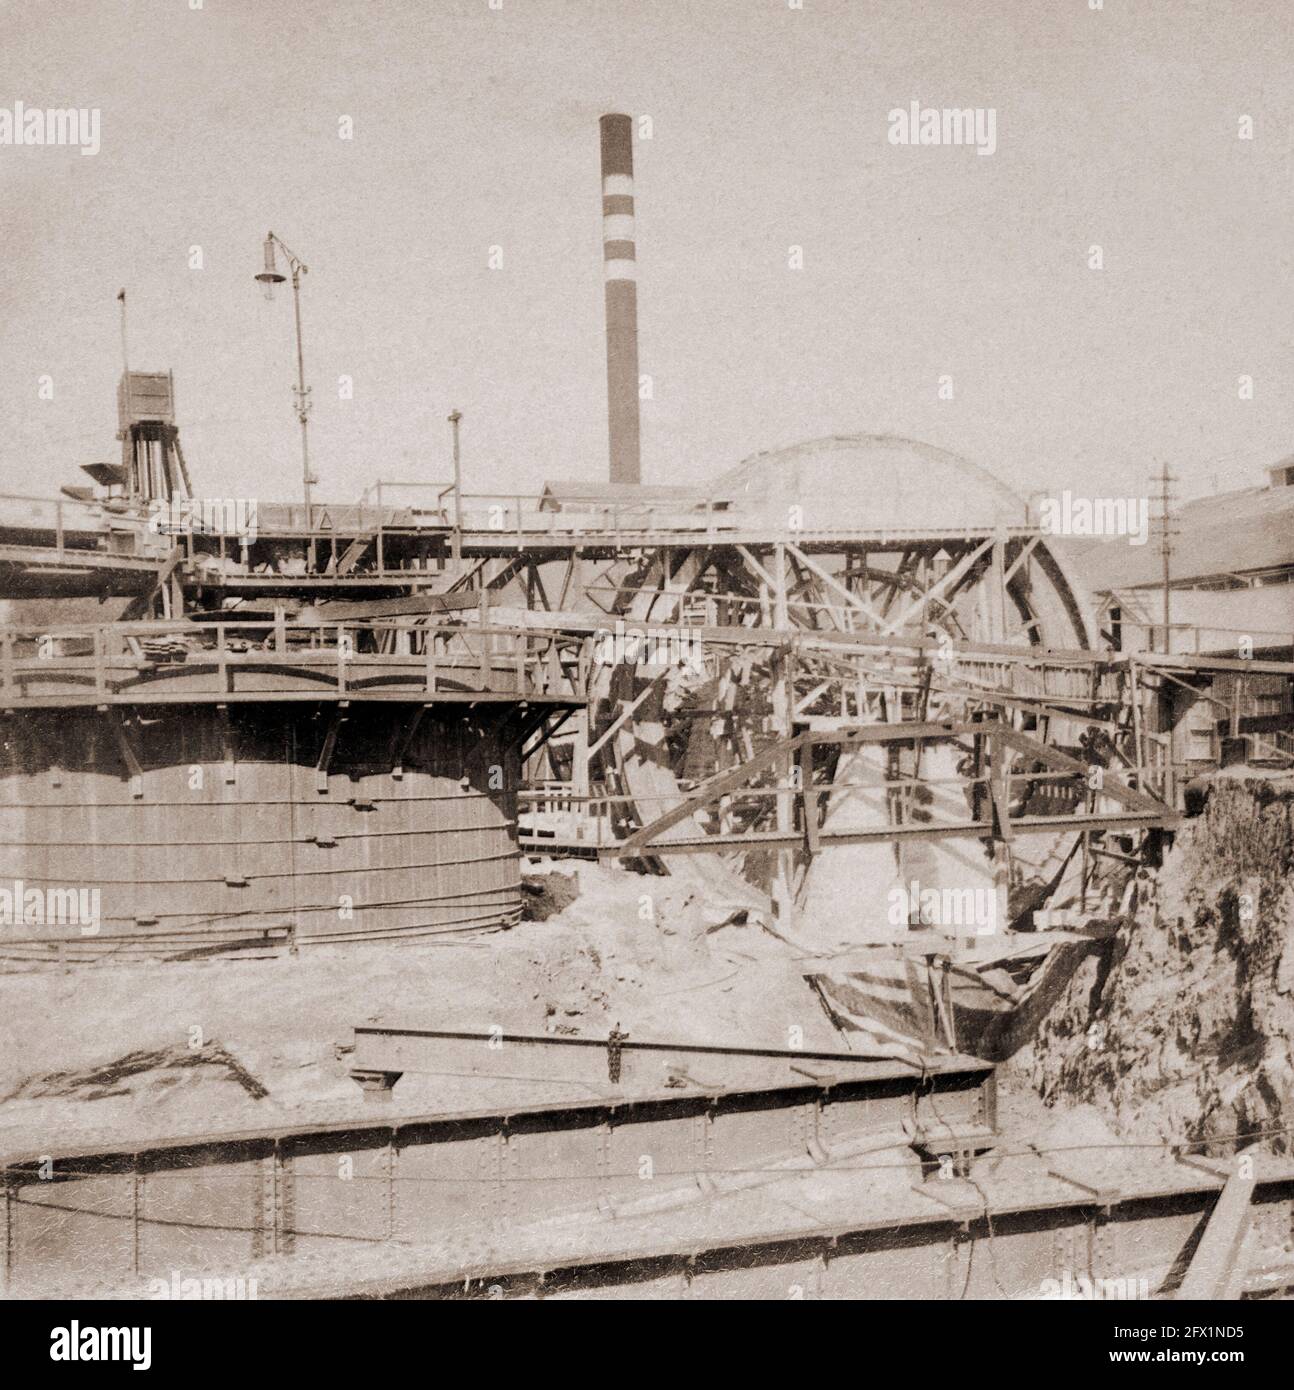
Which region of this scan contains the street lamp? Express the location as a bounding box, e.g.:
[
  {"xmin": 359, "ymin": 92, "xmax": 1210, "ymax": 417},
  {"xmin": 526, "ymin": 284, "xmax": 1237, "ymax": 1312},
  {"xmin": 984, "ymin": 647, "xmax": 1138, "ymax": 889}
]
[{"xmin": 255, "ymin": 232, "xmax": 315, "ymax": 529}]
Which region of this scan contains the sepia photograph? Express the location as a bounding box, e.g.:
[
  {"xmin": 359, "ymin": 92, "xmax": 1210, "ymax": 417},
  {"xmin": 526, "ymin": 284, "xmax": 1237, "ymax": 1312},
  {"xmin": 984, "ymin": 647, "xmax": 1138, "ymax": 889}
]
[{"xmin": 1, "ymin": 0, "xmax": 1292, "ymax": 1355}]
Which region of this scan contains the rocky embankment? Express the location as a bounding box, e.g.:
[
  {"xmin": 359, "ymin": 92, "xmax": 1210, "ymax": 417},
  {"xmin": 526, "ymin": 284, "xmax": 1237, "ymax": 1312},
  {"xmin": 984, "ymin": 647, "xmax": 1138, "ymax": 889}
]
[{"xmin": 1021, "ymin": 775, "xmax": 1294, "ymax": 1152}]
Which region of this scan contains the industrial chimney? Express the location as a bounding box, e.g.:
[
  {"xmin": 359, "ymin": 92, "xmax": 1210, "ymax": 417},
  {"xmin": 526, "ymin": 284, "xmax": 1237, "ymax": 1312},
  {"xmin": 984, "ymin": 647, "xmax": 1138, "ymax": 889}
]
[{"xmin": 599, "ymin": 113, "xmax": 641, "ymax": 484}]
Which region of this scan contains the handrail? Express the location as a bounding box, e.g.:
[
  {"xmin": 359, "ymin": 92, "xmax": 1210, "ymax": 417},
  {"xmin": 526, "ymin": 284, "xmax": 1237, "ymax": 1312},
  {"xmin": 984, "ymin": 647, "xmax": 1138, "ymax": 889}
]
[
  {"xmin": 0, "ymin": 616, "xmax": 590, "ymax": 643},
  {"xmin": 3, "ymin": 485, "xmax": 1062, "ymax": 551},
  {"xmin": 0, "ymin": 615, "xmax": 598, "ymax": 704}
]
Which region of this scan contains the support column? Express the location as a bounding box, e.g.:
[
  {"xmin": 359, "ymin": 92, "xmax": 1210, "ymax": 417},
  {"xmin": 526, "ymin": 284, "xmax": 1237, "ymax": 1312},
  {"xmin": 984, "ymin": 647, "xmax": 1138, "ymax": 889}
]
[
  {"xmin": 771, "ymin": 543, "xmax": 795, "ymax": 925},
  {"xmin": 571, "ymin": 705, "xmax": 591, "ymax": 842},
  {"xmin": 989, "ymin": 529, "xmax": 1008, "ymax": 644},
  {"xmin": 988, "ymin": 728, "xmax": 1011, "ymax": 940}
]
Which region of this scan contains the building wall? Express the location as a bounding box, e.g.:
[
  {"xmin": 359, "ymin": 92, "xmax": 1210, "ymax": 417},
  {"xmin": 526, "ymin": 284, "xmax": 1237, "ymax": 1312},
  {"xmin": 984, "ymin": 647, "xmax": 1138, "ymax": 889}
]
[
  {"xmin": 1107, "ymin": 581, "xmax": 1294, "ymax": 659},
  {"xmin": 1163, "ymin": 673, "xmax": 1293, "ymax": 775}
]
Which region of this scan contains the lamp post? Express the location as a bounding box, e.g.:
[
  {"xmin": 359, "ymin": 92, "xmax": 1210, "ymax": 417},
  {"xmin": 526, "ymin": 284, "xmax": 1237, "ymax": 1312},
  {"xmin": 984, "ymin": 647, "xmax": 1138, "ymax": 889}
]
[{"xmin": 255, "ymin": 232, "xmax": 315, "ymax": 530}]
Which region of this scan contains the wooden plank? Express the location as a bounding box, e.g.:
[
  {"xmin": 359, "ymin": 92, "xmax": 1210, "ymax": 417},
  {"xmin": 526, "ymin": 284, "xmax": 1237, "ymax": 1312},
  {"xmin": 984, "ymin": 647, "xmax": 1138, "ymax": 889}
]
[
  {"xmin": 616, "ymin": 729, "xmax": 806, "ymax": 855},
  {"xmin": 1175, "ymin": 1170, "xmax": 1256, "ymax": 1300},
  {"xmin": 333, "ymin": 536, "xmax": 371, "ymax": 576},
  {"xmin": 305, "ymin": 592, "xmax": 486, "ymax": 620},
  {"xmin": 606, "ymin": 810, "xmax": 1174, "ymax": 857}
]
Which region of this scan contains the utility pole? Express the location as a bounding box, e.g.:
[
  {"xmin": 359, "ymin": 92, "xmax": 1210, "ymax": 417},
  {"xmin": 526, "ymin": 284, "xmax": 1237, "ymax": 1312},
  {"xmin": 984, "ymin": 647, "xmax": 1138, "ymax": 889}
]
[
  {"xmin": 448, "ymin": 409, "xmax": 463, "ymax": 566},
  {"xmin": 116, "ymin": 288, "xmax": 135, "ymax": 501},
  {"xmin": 1156, "ymin": 461, "xmax": 1178, "ymax": 653},
  {"xmin": 117, "ymin": 289, "xmax": 129, "ymax": 380}
]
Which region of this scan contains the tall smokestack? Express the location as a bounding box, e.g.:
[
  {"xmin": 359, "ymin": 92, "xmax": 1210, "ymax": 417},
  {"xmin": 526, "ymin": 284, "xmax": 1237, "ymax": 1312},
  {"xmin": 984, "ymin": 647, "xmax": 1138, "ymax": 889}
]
[{"xmin": 599, "ymin": 113, "xmax": 641, "ymax": 485}]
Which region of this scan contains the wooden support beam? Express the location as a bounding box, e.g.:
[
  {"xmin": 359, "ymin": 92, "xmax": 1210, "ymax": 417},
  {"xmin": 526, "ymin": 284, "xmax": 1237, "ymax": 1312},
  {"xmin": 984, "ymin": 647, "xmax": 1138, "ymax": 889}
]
[
  {"xmin": 586, "ymin": 671, "xmax": 668, "ymax": 760},
  {"xmin": 556, "ymin": 553, "xmax": 580, "ymax": 611},
  {"xmin": 521, "ymin": 710, "xmax": 578, "ymax": 764},
  {"xmin": 484, "ymin": 556, "xmax": 527, "ymax": 592},
  {"xmin": 1175, "ymin": 1169, "xmax": 1256, "ymax": 1300},
  {"xmin": 315, "ymin": 703, "xmax": 348, "ymax": 794},
  {"xmin": 334, "ymin": 536, "xmax": 371, "ymax": 576},
  {"xmin": 989, "ymin": 531, "xmax": 1008, "ymax": 643},
  {"xmin": 793, "ymin": 679, "xmax": 832, "ymax": 717},
  {"xmin": 105, "ymin": 708, "xmax": 144, "ymax": 799},
  {"xmin": 797, "ymin": 734, "xmax": 820, "ymax": 857},
  {"xmin": 785, "ymin": 542, "xmax": 890, "ymax": 631},
  {"xmin": 120, "ymin": 544, "xmax": 185, "ymax": 622},
  {"xmin": 618, "ymin": 720, "xmax": 981, "ymax": 856},
  {"xmin": 771, "ymin": 543, "xmax": 795, "ymax": 921},
  {"xmin": 570, "ymin": 705, "xmax": 590, "ymax": 823},
  {"xmin": 604, "ymin": 810, "xmax": 1174, "ymax": 857},
  {"xmin": 217, "ymin": 702, "xmax": 237, "ymax": 785},
  {"xmin": 388, "ymin": 704, "xmax": 427, "ymax": 779},
  {"xmin": 618, "ymin": 729, "xmax": 805, "ymax": 855},
  {"xmin": 1001, "ymin": 534, "xmax": 1041, "ymax": 588},
  {"xmin": 527, "ymin": 563, "xmax": 553, "ymax": 612},
  {"xmin": 987, "ymin": 728, "xmax": 1013, "ymax": 844},
  {"xmin": 880, "ymin": 537, "xmax": 994, "ymax": 637},
  {"xmin": 478, "ymin": 591, "xmax": 491, "ymax": 684}
]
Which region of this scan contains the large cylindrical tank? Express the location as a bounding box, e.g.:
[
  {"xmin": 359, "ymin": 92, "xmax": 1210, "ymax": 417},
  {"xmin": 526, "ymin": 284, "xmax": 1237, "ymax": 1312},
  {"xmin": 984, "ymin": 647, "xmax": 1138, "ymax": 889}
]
[{"xmin": 0, "ymin": 702, "xmax": 522, "ymax": 956}]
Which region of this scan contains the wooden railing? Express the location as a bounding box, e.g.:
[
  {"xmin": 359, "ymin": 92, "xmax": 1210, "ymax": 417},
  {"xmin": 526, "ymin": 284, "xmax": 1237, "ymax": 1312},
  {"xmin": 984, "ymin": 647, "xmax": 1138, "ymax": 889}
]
[{"xmin": 0, "ymin": 616, "xmax": 592, "ymax": 706}]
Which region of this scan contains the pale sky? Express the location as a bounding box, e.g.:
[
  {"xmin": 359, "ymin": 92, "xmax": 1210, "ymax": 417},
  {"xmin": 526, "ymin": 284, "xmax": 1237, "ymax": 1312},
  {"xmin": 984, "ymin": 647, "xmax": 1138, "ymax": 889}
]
[{"xmin": 1, "ymin": 0, "xmax": 1291, "ymax": 511}]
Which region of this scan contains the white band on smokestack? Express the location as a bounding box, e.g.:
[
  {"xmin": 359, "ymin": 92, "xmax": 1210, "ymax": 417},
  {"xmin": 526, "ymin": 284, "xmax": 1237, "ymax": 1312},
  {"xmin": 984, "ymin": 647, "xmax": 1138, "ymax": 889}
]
[
  {"xmin": 603, "ymin": 213, "xmax": 635, "ymax": 243},
  {"xmin": 599, "ymin": 113, "xmax": 641, "ymax": 485}
]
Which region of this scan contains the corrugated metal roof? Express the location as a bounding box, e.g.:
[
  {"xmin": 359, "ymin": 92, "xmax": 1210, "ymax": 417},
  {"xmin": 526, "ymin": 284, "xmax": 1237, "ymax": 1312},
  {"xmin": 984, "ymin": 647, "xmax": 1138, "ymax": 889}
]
[{"xmin": 1075, "ymin": 479, "xmax": 1294, "ymax": 590}]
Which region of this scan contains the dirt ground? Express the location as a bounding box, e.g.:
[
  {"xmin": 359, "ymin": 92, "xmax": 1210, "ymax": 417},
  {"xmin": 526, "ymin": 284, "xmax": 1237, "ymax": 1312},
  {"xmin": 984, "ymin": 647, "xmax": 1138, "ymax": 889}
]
[
  {"xmin": 0, "ymin": 860, "xmax": 868, "ymax": 1154},
  {"xmin": 14, "ymin": 774, "xmax": 1278, "ymax": 1164}
]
